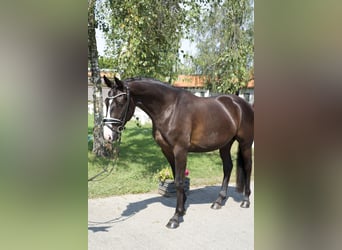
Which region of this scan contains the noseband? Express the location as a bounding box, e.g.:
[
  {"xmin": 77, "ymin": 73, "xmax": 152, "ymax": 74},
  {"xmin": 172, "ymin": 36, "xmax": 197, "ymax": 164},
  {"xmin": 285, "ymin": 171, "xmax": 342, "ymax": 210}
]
[{"xmin": 103, "ymin": 87, "xmax": 130, "ymax": 135}]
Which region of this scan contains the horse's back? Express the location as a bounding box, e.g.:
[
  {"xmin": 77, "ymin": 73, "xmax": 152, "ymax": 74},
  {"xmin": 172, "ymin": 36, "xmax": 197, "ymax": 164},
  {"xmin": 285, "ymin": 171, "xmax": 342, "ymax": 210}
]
[{"xmin": 177, "ymin": 92, "xmax": 253, "ymax": 128}]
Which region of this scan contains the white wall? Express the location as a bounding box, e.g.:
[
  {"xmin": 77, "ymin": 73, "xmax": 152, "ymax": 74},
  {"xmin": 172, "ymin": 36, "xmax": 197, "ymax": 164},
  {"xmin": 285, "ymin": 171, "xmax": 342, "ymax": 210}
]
[
  {"xmin": 88, "ymin": 103, "xmax": 151, "ymax": 125},
  {"xmin": 239, "ymin": 88, "xmax": 254, "ymax": 105}
]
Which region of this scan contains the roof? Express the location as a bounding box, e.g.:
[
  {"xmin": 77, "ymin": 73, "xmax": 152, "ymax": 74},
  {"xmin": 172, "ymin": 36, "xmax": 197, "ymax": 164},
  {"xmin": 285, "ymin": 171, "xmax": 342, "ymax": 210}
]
[
  {"xmin": 173, "ymin": 75, "xmax": 254, "ymax": 89},
  {"xmin": 247, "ymin": 79, "xmax": 254, "ymax": 88},
  {"xmin": 172, "ymin": 75, "xmax": 206, "ymax": 88}
]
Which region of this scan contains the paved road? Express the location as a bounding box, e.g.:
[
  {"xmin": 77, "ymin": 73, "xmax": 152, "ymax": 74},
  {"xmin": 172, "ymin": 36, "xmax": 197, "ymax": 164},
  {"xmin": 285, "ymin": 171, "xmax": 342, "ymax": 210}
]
[{"xmin": 88, "ymin": 183, "xmax": 254, "ymax": 250}]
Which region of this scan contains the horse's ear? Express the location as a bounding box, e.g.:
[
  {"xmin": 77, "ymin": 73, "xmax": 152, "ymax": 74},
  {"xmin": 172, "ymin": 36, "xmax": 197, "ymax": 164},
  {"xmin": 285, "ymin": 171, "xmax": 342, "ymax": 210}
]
[
  {"xmin": 103, "ymin": 75, "xmax": 124, "ymax": 90},
  {"xmin": 114, "ymin": 76, "xmax": 124, "ymax": 90},
  {"xmin": 103, "ymin": 75, "xmax": 115, "ymax": 88}
]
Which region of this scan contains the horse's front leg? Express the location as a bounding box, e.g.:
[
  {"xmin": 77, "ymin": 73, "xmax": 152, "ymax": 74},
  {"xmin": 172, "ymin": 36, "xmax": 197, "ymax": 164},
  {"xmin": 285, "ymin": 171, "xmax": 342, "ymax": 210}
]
[{"xmin": 166, "ymin": 148, "xmax": 187, "ymax": 229}]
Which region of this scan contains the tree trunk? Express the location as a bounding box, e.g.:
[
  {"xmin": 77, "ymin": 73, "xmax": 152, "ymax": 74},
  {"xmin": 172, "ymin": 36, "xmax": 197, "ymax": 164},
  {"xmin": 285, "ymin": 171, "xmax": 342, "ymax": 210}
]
[{"xmin": 88, "ymin": 0, "xmax": 107, "ymax": 156}]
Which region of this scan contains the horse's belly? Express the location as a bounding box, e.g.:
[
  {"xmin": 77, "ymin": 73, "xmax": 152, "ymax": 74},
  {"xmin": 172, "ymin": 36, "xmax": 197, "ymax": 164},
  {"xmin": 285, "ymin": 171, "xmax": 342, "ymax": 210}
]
[
  {"xmin": 188, "ymin": 144, "xmax": 220, "ymax": 153},
  {"xmin": 189, "ymin": 131, "xmax": 233, "ymax": 152},
  {"xmin": 188, "ymin": 103, "xmax": 237, "ymax": 151}
]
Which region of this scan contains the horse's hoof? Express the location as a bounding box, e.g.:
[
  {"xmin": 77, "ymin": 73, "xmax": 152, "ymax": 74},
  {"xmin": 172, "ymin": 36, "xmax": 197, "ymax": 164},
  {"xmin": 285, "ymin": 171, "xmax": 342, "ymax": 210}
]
[
  {"xmin": 211, "ymin": 202, "xmax": 222, "ymax": 209},
  {"xmin": 166, "ymin": 219, "xmax": 179, "ymax": 229},
  {"xmin": 240, "ymin": 200, "xmax": 250, "ymax": 208}
]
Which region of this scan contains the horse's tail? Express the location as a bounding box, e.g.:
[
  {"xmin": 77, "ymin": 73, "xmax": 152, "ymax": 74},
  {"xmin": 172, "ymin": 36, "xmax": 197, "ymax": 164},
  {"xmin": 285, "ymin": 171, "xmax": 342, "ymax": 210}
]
[{"xmin": 236, "ymin": 146, "xmax": 245, "ymax": 193}]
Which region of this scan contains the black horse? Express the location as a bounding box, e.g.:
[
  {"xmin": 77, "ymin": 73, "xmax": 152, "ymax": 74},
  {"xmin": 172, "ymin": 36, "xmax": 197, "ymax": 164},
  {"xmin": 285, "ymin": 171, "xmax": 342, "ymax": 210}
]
[{"xmin": 103, "ymin": 76, "xmax": 254, "ymax": 229}]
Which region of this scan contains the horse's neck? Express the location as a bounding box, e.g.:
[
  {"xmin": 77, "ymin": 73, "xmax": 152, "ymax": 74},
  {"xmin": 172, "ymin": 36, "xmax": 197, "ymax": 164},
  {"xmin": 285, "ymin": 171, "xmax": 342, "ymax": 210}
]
[{"xmin": 128, "ymin": 81, "xmax": 177, "ymax": 122}]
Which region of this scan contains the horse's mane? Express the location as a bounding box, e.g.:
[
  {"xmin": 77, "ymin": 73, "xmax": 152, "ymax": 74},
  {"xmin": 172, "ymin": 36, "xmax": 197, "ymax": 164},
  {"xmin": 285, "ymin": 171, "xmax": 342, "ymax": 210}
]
[{"xmin": 124, "ymin": 77, "xmax": 177, "ymax": 90}]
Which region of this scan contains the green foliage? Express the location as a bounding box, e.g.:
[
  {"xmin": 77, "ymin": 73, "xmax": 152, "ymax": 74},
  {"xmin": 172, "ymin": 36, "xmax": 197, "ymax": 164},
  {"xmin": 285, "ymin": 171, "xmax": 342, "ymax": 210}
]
[
  {"xmin": 101, "ymin": 0, "xmax": 201, "ymax": 80},
  {"xmin": 191, "ymin": 0, "xmax": 254, "ymax": 94},
  {"xmin": 155, "ymin": 167, "xmax": 174, "ymax": 182},
  {"xmin": 98, "ymin": 56, "xmax": 115, "ymax": 69},
  {"xmin": 154, "ymin": 167, "xmax": 190, "ymax": 182},
  {"xmin": 95, "ymin": 0, "xmax": 254, "ymax": 92}
]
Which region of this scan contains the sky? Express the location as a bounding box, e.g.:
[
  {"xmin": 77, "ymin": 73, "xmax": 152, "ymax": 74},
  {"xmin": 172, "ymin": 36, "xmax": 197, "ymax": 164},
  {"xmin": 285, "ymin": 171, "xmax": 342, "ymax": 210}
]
[
  {"xmin": 96, "ymin": 28, "xmax": 197, "ymax": 61},
  {"xmin": 95, "ymin": 29, "xmax": 106, "ymax": 56}
]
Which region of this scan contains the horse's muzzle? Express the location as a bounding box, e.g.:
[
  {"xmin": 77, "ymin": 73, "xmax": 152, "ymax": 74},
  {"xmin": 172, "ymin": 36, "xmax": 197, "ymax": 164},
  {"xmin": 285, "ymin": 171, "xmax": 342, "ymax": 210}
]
[{"xmin": 103, "ymin": 125, "xmax": 119, "ymax": 142}]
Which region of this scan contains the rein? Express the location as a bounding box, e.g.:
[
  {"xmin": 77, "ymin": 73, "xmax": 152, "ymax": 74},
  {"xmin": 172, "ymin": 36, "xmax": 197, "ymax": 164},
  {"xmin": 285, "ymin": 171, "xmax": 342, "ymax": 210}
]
[
  {"xmin": 87, "ymin": 139, "xmax": 120, "ymax": 182},
  {"xmin": 88, "ymin": 87, "xmax": 130, "ymax": 182}
]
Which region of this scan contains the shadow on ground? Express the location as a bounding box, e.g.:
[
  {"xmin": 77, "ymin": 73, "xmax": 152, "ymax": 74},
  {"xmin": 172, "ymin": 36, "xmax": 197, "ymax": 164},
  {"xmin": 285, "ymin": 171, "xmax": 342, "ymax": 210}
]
[{"xmin": 88, "ymin": 185, "xmax": 245, "ymax": 232}]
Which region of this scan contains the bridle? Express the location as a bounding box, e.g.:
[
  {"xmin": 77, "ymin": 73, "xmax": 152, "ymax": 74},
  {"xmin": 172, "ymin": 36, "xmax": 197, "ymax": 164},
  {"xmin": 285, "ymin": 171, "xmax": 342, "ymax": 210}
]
[
  {"xmin": 103, "ymin": 86, "xmax": 131, "ymax": 135},
  {"xmin": 88, "ymin": 86, "xmax": 130, "ymax": 182}
]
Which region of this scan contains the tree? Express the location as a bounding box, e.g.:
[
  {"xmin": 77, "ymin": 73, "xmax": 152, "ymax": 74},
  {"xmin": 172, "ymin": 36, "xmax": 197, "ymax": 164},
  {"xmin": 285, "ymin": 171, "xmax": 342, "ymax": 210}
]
[
  {"xmin": 192, "ymin": 0, "xmax": 254, "ymax": 94},
  {"xmin": 104, "ymin": 0, "xmax": 201, "ymax": 81},
  {"xmin": 88, "ymin": 0, "xmax": 202, "ymax": 158},
  {"xmin": 88, "ymin": 0, "xmax": 108, "ymax": 156},
  {"xmin": 98, "ymin": 56, "xmax": 115, "ymax": 69}
]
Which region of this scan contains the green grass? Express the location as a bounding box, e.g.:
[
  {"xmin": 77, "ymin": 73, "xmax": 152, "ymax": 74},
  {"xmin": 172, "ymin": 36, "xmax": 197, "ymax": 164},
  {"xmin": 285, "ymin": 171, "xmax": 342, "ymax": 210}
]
[{"xmin": 88, "ymin": 114, "xmax": 253, "ymax": 198}]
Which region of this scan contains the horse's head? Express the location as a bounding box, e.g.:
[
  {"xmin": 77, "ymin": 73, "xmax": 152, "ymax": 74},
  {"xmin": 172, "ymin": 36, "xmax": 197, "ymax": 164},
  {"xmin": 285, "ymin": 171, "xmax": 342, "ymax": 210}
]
[{"xmin": 103, "ymin": 75, "xmax": 135, "ymax": 142}]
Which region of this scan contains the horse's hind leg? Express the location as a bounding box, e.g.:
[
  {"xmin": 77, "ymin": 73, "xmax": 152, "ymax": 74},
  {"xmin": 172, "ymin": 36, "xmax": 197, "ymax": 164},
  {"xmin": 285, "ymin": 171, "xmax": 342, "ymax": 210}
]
[
  {"xmin": 211, "ymin": 141, "xmax": 234, "ymax": 209},
  {"xmin": 236, "ymin": 143, "xmax": 253, "ymax": 208}
]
